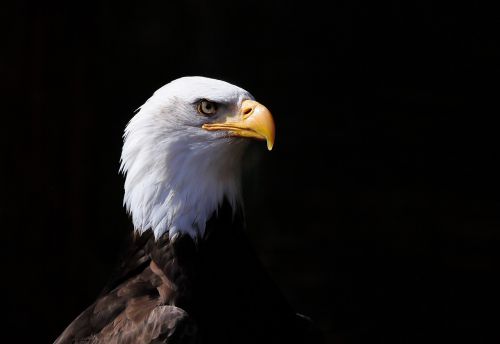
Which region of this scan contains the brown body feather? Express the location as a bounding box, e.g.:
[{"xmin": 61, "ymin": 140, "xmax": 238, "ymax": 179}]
[
  {"xmin": 55, "ymin": 229, "xmax": 198, "ymax": 344},
  {"xmin": 55, "ymin": 202, "xmax": 321, "ymax": 344}
]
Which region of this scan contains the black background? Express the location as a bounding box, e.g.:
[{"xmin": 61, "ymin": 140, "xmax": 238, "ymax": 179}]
[{"xmin": 1, "ymin": 1, "xmax": 499, "ymax": 343}]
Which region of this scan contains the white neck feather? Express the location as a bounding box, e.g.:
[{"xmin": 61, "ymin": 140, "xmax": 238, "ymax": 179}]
[{"xmin": 120, "ymin": 98, "xmax": 246, "ymax": 239}]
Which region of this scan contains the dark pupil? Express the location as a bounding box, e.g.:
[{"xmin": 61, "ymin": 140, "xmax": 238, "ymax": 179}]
[{"xmin": 205, "ymin": 103, "xmax": 212, "ymax": 110}]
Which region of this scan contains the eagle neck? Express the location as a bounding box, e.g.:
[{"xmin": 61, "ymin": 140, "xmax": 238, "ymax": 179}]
[{"xmin": 122, "ymin": 134, "xmax": 246, "ymax": 240}]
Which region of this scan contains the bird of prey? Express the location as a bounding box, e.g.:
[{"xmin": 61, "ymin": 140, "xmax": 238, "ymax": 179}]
[{"xmin": 55, "ymin": 77, "xmax": 319, "ymax": 344}]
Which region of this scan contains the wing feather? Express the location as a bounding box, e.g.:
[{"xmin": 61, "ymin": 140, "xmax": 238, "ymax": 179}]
[{"xmin": 54, "ymin": 232, "xmax": 198, "ymax": 344}]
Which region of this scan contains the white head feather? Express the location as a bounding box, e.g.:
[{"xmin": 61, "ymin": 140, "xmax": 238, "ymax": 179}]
[{"xmin": 120, "ymin": 77, "xmax": 254, "ymax": 239}]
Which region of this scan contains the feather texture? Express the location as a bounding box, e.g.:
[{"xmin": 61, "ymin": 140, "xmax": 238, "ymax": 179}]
[{"xmin": 55, "ymin": 203, "xmax": 321, "ymax": 344}]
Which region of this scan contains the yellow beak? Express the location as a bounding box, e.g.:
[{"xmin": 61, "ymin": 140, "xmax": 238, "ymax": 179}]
[{"xmin": 202, "ymin": 100, "xmax": 275, "ymax": 150}]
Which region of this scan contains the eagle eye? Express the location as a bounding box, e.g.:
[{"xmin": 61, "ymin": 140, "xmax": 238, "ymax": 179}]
[{"xmin": 198, "ymin": 100, "xmax": 218, "ymax": 116}]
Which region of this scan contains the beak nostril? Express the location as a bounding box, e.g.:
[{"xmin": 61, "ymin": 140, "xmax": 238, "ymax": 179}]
[{"xmin": 242, "ymin": 107, "xmax": 253, "ymax": 116}]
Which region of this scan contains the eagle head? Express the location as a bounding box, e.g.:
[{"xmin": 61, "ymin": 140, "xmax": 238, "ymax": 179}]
[{"xmin": 120, "ymin": 77, "xmax": 275, "ymax": 239}]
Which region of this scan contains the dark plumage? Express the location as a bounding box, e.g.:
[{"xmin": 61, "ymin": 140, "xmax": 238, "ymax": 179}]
[{"xmin": 55, "ymin": 202, "xmax": 321, "ymax": 343}]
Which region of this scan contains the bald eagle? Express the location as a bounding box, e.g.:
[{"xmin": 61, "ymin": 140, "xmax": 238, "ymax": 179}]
[{"xmin": 55, "ymin": 77, "xmax": 319, "ymax": 344}]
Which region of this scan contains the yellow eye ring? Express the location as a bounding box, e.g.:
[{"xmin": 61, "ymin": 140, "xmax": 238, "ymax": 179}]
[{"xmin": 198, "ymin": 100, "xmax": 217, "ymax": 116}]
